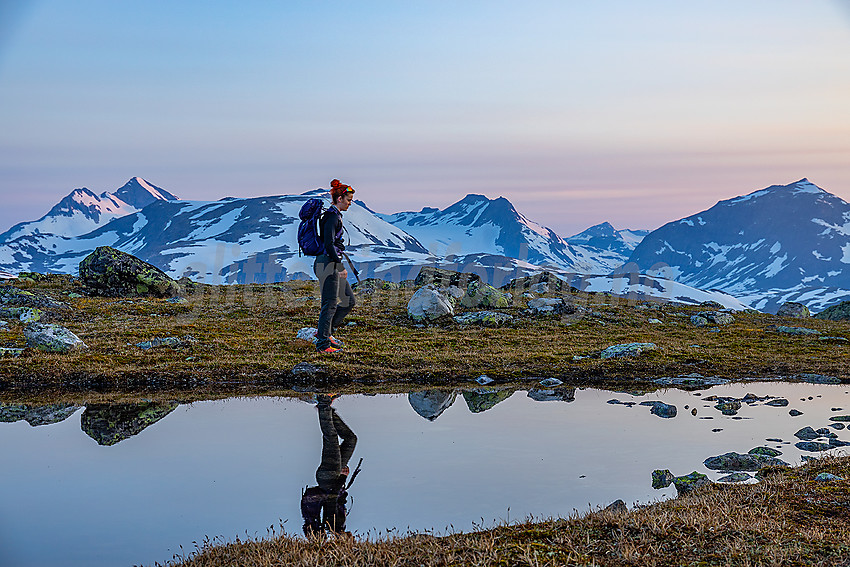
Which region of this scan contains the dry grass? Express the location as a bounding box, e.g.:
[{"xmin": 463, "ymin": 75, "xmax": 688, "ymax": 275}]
[
  {"xmin": 1, "ymin": 275, "xmax": 849, "ymax": 401},
  {"xmin": 167, "ymin": 454, "xmax": 850, "ymax": 567}
]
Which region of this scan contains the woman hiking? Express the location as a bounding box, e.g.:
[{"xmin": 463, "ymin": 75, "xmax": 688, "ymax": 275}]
[{"xmin": 314, "ymin": 179, "xmax": 356, "ymax": 354}]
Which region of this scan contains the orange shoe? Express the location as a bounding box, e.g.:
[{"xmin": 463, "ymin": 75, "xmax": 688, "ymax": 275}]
[{"xmin": 317, "ymin": 345, "xmax": 342, "ymax": 354}]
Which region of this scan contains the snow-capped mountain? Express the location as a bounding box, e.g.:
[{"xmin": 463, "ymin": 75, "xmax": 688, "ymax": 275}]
[
  {"xmin": 566, "ymin": 222, "xmax": 649, "ymax": 273},
  {"xmin": 379, "ymin": 194, "xmax": 618, "ymax": 274},
  {"xmin": 0, "ymin": 177, "xmax": 178, "ymax": 241},
  {"xmin": 625, "ymin": 179, "xmax": 850, "ymax": 313},
  {"xmin": 0, "ymin": 188, "xmax": 436, "ymax": 283}
]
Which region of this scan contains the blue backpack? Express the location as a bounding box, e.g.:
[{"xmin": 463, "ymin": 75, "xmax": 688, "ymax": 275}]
[{"xmin": 297, "ymin": 198, "xmax": 326, "ymax": 256}]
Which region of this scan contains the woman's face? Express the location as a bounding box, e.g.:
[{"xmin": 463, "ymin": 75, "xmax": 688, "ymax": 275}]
[{"xmin": 337, "ymin": 193, "xmax": 354, "ymax": 211}]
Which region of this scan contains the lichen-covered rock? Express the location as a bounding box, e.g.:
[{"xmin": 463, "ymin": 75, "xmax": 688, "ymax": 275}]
[
  {"xmin": 777, "ymin": 301, "xmax": 810, "ymax": 318},
  {"xmin": 766, "ymin": 325, "xmax": 821, "ymax": 336},
  {"xmin": 408, "ymin": 390, "xmax": 457, "ymax": 421},
  {"xmin": 453, "ymin": 311, "xmax": 513, "ymax": 326},
  {"xmin": 81, "ymin": 402, "xmax": 178, "ymax": 446},
  {"xmin": 527, "ymin": 297, "xmax": 564, "ymax": 314},
  {"xmin": 652, "ymin": 469, "xmax": 674, "ymax": 489},
  {"xmin": 748, "ymin": 446, "xmax": 782, "ymax": 457},
  {"xmin": 698, "ymin": 311, "xmax": 734, "ymax": 325},
  {"xmin": 414, "ymin": 266, "xmax": 480, "ymax": 288},
  {"xmin": 814, "ymin": 300, "xmax": 850, "ymax": 321},
  {"xmin": 79, "ymin": 246, "xmax": 179, "ymax": 297},
  {"xmin": 0, "ymin": 287, "xmax": 66, "ymax": 310},
  {"xmin": 690, "ymin": 315, "xmax": 709, "ymax": 327},
  {"xmin": 502, "ymin": 271, "xmax": 572, "ymax": 294},
  {"xmin": 407, "ymin": 285, "xmax": 455, "ymax": 321},
  {"xmin": 703, "ymin": 451, "xmax": 789, "ymax": 471},
  {"xmin": 24, "ymin": 323, "xmax": 86, "ymax": 353},
  {"xmin": 765, "ymin": 398, "xmax": 789, "ymax": 407},
  {"xmin": 672, "ymin": 472, "xmax": 711, "ymax": 495},
  {"xmin": 829, "ymin": 415, "xmax": 850, "ymax": 422},
  {"xmin": 460, "ymin": 281, "xmax": 511, "ymax": 309},
  {"xmin": 462, "ymin": 388, "xmax": 514, "ymax": 413},
  {"xmin": 352, "ymin": 278, "xmax": 400, "ymax": 293},
  {"xmin": 600, "ymin": 342, "xmax": 657, "ymax": 359},
  {"xmin": 715, "ymin": 400, "xmax": 741, "ymax": 415}
]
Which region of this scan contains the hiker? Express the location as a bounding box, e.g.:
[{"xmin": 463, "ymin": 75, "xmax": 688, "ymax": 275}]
[
  {"xmin": 314, "ymin": 179, "xmax": 356, "ymax": 353},
  {"xmin": 301, "ymin": 394, "xmax": 358, "ymax": 536}
]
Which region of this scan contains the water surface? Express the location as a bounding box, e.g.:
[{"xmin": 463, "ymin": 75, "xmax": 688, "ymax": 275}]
[{"xmin": 1, "ymin": 382, "xmax": 848, "ymax": 567}]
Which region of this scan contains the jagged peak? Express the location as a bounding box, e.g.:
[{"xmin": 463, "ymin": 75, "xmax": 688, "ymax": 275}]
[{"xmin": 113, "ymin": 177, "xmax": 179, "ymax": 208}]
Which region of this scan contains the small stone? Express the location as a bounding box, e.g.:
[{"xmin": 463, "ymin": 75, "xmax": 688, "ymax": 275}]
[
  {"xmin": 539, "ymin": 378, "xmax": 563, "ymax": 387},
  {"xmin": 475, "ymin": 375, "xmax": 494, "ymax": 385},
  {"xmin": 795, "ymin": 441, "xmax": 831, "ymax": 452},
  {"xmin": 717, "ymin": 472, "xmax": 752, "ymax": 483},
  {"xmin": 789, "ymin": 409, "xmax": 803, "ymax": 416},
  {"xmin": 765, "ymin": 398, "xmax": 790, "ymax": 407},
  {"xmin": 703, "ymin": 452, "xmax": 789, "ymax": 471},
  {"xmin": 814, "ymin": 473, "xmax": 844, "ymax": 482},
  {"xmin": 829, "ymin": 423, "xmax": 846, "ymax": 430},
  {"xmin": 603, "ymin": 499, "xmax": 627, "ymax": 513},
  {"xmin": 829, "ymin": 415, "xmax": 850, "ymax": 422}
]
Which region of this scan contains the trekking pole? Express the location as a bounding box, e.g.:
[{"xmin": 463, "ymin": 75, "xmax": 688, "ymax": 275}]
[
  {"xmin": 346, "ymin": 457, "xmax": 363, "ymax": 489},
  {"xmin": 342, "ymin": 252, "xmax": 360, "ymax": 283}
]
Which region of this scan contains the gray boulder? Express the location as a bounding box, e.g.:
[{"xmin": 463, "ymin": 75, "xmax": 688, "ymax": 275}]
[
  {"xmin": 79, "ymin": 246, "xmax": 179, "ymax": 298},
  {"xmin": 527, "ymin": 297, "xmax": 564, "ymax": 314},
  {"xmin": 777, "ymin": 301, "xmax": 810, "ymax": 318},
  {"xmin": 690, "ymin": 315, "xmax": 709, "ymax": 327},
  {"xmin": 0, "ymin": 403, "xmax": 81, "ymax": 426},
  {"xmin": 600, "ymin": 342, "xmax": 657, "ymax": 359},
  {"xmin": 527, "ymin": 388, "xmax": 576, "ymax": 402},
  {"xmin": 698, "ymin": 311, "xmax": 734, "ymax": 325},
  {"xmin": 703, "ymin": 451, "xmax": 789, "ymax": 471},
  {"xmin": 24, "ymin": 323, "xmax": 87, "ymax": 353},
  {"xmin": 408, "ymin": 390, "xmax": 457, "ymax": 421},
  {"xmin": 407, "ymin": 285, "xmax": 455, "ymax": 321}
]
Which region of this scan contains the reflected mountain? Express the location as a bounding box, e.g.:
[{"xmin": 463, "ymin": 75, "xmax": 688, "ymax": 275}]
[
  {"xmin": 408, "ymin": 390, "xmax": 457, "ymax": 421},
  {"xmin": 81, "ymin": 402, "xmax": 178, "ymax": 446},
  {"xmin": 527, "ymin": 388, "xmax": 576, "ymax": 402},
  {"xmin": 462, "ymin": 388, "xmax": 514, "ymax": 413},
  {"xmin": 0, "ymin": 403, "xmax": 81, "ymax": 426}
]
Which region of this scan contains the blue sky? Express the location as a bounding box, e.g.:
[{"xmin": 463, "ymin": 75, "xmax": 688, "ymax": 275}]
[{"xmin": 1, "ymin": 0, "xmax": 849, "ymax": 236}]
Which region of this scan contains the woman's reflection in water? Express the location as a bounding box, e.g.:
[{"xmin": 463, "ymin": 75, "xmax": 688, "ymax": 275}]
[{"xmin": 301, "ymin": 394, "xmax": 359, "ymax": 537}]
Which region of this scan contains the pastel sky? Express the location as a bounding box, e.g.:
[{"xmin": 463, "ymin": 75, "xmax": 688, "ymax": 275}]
[{"xmin": 1, "ymin": 0, "xmax": 849, "ymax": 237}]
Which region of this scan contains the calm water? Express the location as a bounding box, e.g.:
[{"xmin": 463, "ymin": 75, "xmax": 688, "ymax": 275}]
[{"xmin": 1, "ymin": 382, "xmax": 849, "ymax": 567}]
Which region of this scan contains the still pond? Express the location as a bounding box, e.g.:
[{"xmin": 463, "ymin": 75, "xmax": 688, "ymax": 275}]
[{"xmin": 2, "ymin": 381, "xmax": 849, "ymax": 567}]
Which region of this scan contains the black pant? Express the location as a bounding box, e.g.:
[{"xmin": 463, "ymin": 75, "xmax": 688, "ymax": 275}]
[
  {"xmin": 315, "ymin": 404, "xmax": 357, "ymax": 492},
  {"xmin": 314, "ymin": 256, "xmax": 355, "ymax": 350}
]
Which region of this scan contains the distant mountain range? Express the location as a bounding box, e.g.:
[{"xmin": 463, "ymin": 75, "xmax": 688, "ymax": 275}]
[
  {"xmin": 626, "ymin": 179, "xmax": 850, "ymax": 313},
  {"xmin": 2, "ymin": 176, "xmax": 848, "ymax": 312}
]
